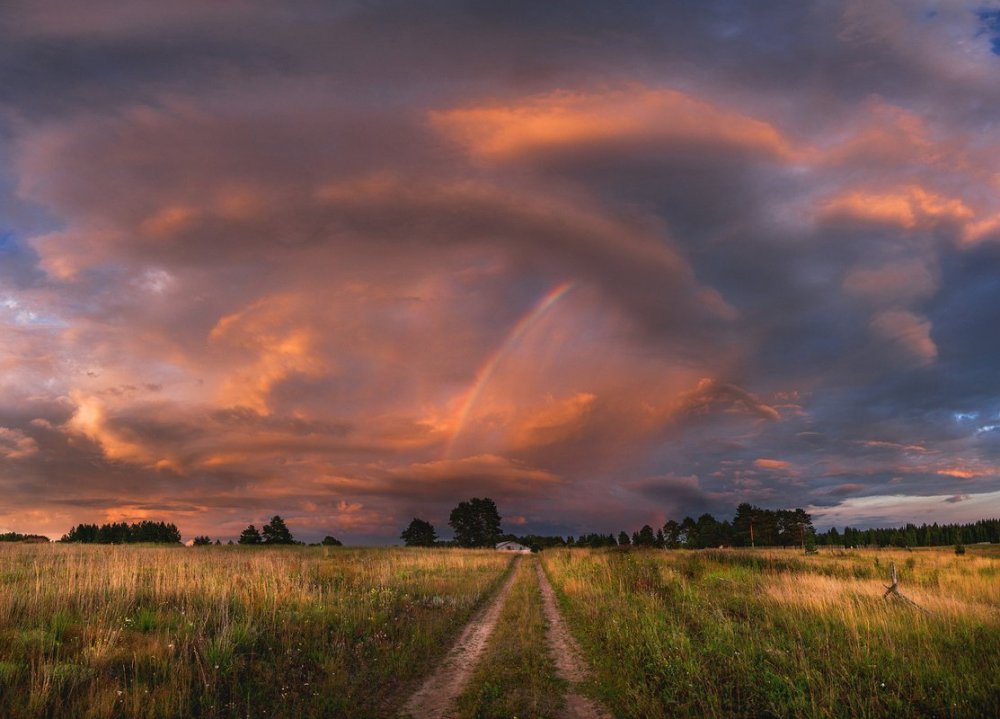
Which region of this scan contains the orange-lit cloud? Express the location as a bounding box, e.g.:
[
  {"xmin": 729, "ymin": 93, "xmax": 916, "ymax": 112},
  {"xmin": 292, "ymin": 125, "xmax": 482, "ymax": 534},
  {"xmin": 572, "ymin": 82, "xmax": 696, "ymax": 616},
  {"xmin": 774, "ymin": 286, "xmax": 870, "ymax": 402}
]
[
  {"xmin": 819, "ymin": 186, "xmax": 973, "ymax": 230},
  {"xmin": 753, "ymin": 458, "xmax": 793, "ymax": 472},
  {"xmin": 869, "ymin": 310, "xmax": 937, "ymax": 364},
  {"xmin": 506, "ymin": 392, "xmax": 597, "ymax": 450},
  {"xmin": 673, "ymin": 378, "xmax": 782, "ymax": 423},
  {"xmin": 0, "ymin": 428, "xmax": 38, "ymax": 459},
  {"xmin": 209, "ymin": 295, "xmax": 327, "ymax": 414},
  {"xmin": 432, "ymin": 87, "xmax": 801, "ymax": 161}
]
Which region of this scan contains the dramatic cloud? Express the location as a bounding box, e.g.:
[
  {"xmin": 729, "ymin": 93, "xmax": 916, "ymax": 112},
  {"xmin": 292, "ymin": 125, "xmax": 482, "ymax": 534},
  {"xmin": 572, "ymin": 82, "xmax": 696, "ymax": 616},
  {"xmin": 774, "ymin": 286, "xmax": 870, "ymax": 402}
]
[{"xmin": 2, "ymin": 0, "xmax": 1000, "ymax": 541}]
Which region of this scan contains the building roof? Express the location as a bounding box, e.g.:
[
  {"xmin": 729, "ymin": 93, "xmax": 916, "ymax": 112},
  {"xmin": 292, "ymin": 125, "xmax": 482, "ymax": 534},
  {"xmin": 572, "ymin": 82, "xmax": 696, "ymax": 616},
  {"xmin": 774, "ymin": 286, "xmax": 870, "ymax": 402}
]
[{"xmin": 495, "ymin": 540, "xmax": 529, "ymax": 551}]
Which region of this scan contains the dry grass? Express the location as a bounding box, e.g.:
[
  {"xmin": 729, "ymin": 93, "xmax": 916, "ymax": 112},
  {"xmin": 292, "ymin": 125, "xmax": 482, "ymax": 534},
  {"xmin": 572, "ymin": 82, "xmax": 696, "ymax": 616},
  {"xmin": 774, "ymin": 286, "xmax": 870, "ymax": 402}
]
[
  {"xmin": 543, "ymin": 546, "xmax": 1000, "ymax": 719},
  {"xmin": 0, "ymin": 544, "xmax": 510, "ymax": 718}
]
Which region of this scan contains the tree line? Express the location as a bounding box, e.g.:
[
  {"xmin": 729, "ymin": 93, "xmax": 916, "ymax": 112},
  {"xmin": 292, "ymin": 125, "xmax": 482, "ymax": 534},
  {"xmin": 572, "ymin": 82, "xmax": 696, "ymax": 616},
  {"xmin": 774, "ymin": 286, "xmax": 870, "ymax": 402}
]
[
  {"xmin": 0, "ymin": 531, "xmax": 50, "ymax": 543},
  {"xmin": 400, "ymin": 500, "xmax": 1000, "ymax": 551},
  {"xmin": 231, "ymin": 515, "xmax": 341, "ymax": 546},
  {"xmin": 37, "ymin": 501, "xmax": 1000, "ymax": 549},
  {"xmin": 58, "ymin": 516, "xmax": 343, "ymax": 547},
  {"xmin": 61, "ymin": 521, "xmax": 182, "ymax": 544},
  {"xmin": 400, "ymin": 501, "xmax": 816, "ymax": 551},
  {"xmin": 817, "ymin": 518, "xmax": 1000, "ymax": 548},
  {"xmin": 564, "ymin": 507, "xmax": 999, "ymax": 550}
]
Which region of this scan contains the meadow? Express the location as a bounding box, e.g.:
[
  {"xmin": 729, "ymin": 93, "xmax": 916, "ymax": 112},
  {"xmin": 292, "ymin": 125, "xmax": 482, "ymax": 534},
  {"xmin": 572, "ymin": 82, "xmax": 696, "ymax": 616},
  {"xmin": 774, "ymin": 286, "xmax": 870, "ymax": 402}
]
[
  {"xmin": 0, "ymin": 544, "xmax": 510, "ymax": 718},
  {"xmin": 2, "ymin": 544, "xmax": 998, "ymax": 718},
  {"xmin": 542, "ymin": 545, "xmax": 1000, "ymax": 719}
]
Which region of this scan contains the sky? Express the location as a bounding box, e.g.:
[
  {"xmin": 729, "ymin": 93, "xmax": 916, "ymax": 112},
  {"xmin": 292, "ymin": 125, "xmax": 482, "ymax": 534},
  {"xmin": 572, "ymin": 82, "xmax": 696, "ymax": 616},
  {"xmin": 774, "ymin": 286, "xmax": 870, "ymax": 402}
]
[{"xmin": 3, "ymin": 1, "xmax": 1000, "ymax": 542}]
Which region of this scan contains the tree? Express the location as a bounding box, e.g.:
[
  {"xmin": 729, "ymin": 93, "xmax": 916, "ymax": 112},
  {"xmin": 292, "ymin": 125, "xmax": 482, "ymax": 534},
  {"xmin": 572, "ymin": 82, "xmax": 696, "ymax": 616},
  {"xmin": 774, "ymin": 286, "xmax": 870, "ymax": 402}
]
[
  {"xmin": 321, "ymin": 535, "xmax": 343, "ymax": 546},
  {"xmin": 449, "ymin": 497, "xmax": 502, "ymax": 548},
  {"xmin": 618, "ymin": 531, "xmax": 631, "ymax": 546},
  {"xmin": 238, "ymin": 525, "xmax": 262, "ymax": 545},
  {"xmin": 679, "ymin": 516, "xmax": 698, "ymax": 547},
  {"xmin": 401, "ymin": 518, "xmax": 437, "ymax": 547},
  {"xmin": 696, "ymin": 513, "xmax": 721, "ymax": 548},
  {"xmin": 192, "ymin": 535, "xmax": 212, "ymax": 546},
  {"xmin": 635, "ymin": 524, "xmax": 656, "ymax": 547},
  {"xmin": 262, "ymin": 515, "xmax": 295, "ymax": 544},
  {"xmin": 662, "ymin": 520, "xmax": 680, "ymax": 549}
]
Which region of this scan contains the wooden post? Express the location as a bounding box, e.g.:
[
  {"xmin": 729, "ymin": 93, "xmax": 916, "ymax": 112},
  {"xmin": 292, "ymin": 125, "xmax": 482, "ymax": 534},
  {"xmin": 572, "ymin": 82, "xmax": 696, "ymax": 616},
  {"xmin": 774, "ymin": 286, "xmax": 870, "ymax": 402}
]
[{"xmin": 883, "ymin": 562, "xmax": 930, "ymax": 614}]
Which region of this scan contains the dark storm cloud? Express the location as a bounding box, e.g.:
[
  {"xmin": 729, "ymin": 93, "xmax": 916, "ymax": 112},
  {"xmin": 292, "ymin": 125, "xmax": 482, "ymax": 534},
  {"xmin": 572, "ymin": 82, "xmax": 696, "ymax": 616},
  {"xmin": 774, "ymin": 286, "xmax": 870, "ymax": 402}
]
[{"xmin": 2, "ymin": 1, "xmax": 1000, "ymax": 540}]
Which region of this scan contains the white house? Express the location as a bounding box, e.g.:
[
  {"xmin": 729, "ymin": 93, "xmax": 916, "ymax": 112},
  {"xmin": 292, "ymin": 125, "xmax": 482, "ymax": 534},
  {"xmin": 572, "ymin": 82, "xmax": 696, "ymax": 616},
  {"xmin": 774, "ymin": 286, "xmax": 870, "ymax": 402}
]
[{"xmin": 495, "ymin": 540, "xmax": 531, "ymax": 553}]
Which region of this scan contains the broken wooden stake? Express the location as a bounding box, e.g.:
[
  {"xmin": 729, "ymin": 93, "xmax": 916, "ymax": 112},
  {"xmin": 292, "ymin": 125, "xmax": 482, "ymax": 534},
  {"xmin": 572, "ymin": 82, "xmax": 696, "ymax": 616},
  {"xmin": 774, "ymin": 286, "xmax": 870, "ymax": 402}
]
[{"xmin": 883, "ymin": 562, "xmax": 930, "ymax": 614}]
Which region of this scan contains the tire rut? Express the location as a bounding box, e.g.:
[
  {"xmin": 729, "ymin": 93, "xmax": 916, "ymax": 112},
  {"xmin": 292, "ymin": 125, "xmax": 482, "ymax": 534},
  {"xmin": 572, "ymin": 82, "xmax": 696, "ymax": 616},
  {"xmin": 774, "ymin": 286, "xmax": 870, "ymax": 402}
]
[
  {"xmin": 536, "ymin": 560, "xmax": 614, "ymax": 719},
  {"xmin": 400, "ymin": 557, "xmax": 520, "ymax": 719}
]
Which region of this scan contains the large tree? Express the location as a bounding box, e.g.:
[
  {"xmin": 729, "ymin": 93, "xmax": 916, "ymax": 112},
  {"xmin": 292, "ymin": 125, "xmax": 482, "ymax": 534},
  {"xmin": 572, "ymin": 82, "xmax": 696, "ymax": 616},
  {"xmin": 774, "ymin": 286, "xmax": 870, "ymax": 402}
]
[
  {"xmin": 262, "ymin": 515, "xmax": 295, "ymax": 544},
  {"xmin": 401, "ymin": 518, "xmax": 437, "ymax": 547},
  {"xmin": 448, "ymin": 497, "xmax": 502, "ymax": 548}
]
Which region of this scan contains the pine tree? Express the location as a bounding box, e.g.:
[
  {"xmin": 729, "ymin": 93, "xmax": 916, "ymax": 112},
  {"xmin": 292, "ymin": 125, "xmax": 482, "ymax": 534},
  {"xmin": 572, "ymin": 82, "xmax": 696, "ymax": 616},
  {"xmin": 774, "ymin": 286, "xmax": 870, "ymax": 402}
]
[
  {"xmin": 238, "ymin": 525, "xmax": 262, "ymax": 545},
  {"xmin": 262, "ymin": 516, "xmax": 295, "ymax": 544}
]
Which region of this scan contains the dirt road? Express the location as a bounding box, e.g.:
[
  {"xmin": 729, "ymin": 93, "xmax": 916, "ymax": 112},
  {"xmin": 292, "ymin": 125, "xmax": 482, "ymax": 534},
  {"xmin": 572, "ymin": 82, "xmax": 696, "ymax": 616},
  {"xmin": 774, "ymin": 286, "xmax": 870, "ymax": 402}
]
[
  {"xmin": 400, "ymin": 557, "xmax": 520, "ymax": 719},
  {"xmin": 400, "ymin": 556, "xmax": 613, "ymax": 719},
  {"xmin": 535, "ymin": 560, "xmax": 614, "ymax": 719}
]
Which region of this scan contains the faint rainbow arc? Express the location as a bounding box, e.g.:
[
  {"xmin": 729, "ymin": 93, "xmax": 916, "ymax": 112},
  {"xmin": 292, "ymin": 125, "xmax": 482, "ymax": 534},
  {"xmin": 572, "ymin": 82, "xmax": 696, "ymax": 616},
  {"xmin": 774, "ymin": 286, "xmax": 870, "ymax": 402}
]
[{"xmin": 444, "ymin": 281, "xmax": 575, "ymax": 459}]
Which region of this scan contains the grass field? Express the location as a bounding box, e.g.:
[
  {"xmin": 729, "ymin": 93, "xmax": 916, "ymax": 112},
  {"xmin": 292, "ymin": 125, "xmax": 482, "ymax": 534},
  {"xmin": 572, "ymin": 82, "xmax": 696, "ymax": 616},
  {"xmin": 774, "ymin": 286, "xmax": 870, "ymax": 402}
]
[
  {"xmin": 0, "ymin": 544, "xmax": 511, "ymax": 718},
  {"xmin": 542, "ymin": 546, "xmax": 1000, "ymax": 719},
  {"xmin": 2, "ymin": 544, "xmax": 998, "ymax": 718}
]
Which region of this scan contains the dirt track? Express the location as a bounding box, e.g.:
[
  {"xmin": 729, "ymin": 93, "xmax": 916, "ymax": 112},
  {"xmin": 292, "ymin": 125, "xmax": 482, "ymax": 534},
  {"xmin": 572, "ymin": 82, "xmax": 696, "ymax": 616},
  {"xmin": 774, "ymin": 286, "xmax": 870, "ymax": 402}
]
[
  {"xmin": 535, "ymin": 560, "xmax": 614, "ymax": 719},
  {"xmin": 400, "ymin": 556, "xmax": 613, "ymax": 719},
  {"xmin": 400, "ymin": 558, "xmax": 520, "ymax": 719}
]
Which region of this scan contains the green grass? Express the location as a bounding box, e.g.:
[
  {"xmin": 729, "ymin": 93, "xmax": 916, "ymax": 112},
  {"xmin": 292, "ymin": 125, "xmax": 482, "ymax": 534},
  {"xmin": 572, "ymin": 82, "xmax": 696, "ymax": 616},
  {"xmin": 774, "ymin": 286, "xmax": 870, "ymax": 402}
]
[
  {"xmin": 6, "ymin": 543, "xmax": 998, "ymax": 718},
  {"xmin": 0, "ymin": 544, "xmax": 510, "ymax": 718},
  {"xmin": 456, "ymin": 557, "xmax": 565, "ymax": 719},
  {"xmin": 542, "ymin": 546, "xmax": 1000, "ymax": 719}
]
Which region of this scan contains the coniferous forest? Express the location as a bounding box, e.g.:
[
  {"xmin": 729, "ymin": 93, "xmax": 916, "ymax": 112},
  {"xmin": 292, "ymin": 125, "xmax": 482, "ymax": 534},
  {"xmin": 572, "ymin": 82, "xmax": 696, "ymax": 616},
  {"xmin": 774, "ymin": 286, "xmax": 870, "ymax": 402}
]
[{"xmin": 60, "ymin": 521, "xmax": 182, "ymax": 544}]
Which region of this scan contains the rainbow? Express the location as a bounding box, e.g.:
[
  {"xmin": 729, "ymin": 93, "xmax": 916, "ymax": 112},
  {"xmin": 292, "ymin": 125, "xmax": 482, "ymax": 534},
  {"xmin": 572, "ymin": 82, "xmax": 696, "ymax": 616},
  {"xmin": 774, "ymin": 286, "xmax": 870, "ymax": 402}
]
[{"xmin": 444, "ymin": 281, "xmax": 575, "ymax": 458}]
